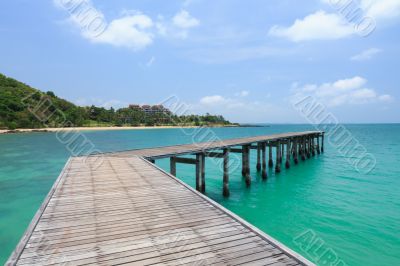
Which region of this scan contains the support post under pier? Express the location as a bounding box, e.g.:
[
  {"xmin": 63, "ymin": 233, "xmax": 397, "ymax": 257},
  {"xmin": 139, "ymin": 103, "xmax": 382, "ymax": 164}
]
[
  {"xmin": 268, "ymin": 144, "xmax": 274, "ymax": 168},
  {"xmin": 244, "ymin": 145, "xmax": 251, "ymax": 186},
  {"xmin": 301, "ymin": 137, "xmax": 306, "ymax": 161},
  {"xmin": 312, "ymin": 136, "xmax": 316, "ymax": 156},
  {"xmin": 170, "ymin": 156, "xmax": 176, "ymax": 176},
  {"xmin": 200, "ymin": 153, "xmax": 206, "ymax": 193},
  {"xmin": 223, "ymin": 148, "xmax": 230, "ymax": 197},
  {"xmin": 195, "ymin": 154, "xmax": 203, "ymax": 192},
  {"xmin": 242, "ymin": 147, "xmax": 246, "ymax": 176},
  {"xmin": 275, "ymin": 141, "xmax": 281, "ymax": 173},
  {"xmin": 285, "ymin": 141, "xmax": 291, "ymax": 169},
  {"xmin": 261, "ymin": 142, "xmax": 267, "ymax": 180},
  {"xmin": 256, "ymin": 143, "xmax": 261, "ymax": 172},
  {"xmin": 294, "ymin": 138, "xmax": 299, "ymax": 164}
]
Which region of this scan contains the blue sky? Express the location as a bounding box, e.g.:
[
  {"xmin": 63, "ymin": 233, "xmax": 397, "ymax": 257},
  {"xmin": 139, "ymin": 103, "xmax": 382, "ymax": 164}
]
[{"xmin": 0, "ymin": 0, "xmax": 399, "ymax": 123}]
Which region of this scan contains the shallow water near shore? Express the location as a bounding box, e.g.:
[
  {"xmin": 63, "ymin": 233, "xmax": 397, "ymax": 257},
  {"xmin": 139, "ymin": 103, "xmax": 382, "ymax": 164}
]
[{"xmin": 0, "ymin": 124, "xmax": 399, "ymax": 265}]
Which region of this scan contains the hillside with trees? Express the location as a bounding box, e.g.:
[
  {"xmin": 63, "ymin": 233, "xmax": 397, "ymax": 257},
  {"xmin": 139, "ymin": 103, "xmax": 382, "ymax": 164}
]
[{"xmin": 0, "ymin": 73, "xmax": 233, "ymax": 129}]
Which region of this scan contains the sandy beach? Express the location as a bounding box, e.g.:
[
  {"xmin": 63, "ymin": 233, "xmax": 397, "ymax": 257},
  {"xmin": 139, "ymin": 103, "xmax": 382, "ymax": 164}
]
[{"xmin": 0, "ymin": 125, "xmax": 235, "ymax": 134}]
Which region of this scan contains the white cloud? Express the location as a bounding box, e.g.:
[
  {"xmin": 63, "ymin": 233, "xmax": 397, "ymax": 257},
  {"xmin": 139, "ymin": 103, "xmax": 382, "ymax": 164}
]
[
  {"xmin": 269, "ymin": 11, "xmax": 354, "ymax": 42},
  {"xmin": 272, "ymin": 0, "xmax": 400, "ymax": 42},
  {"xmin": 54, "ymin": 0, "xmax": 154, "ymax": 51},
  {"xmin": 195, "ymin": 94, "xmax": 297, "ymax": 123},
  {"xmin": 200, "ymin": 95, "xmax": 227, "ymax": 105},
  {"xmin": 321, "ymin": 0, "xmax": 400, "ymax": 22},
  {"xmin": 333, "ymin": 76, "xmax": 367, "ymax": 91},
  {"xmin": 92, "ymin": 13, "xmax": 154, "ymax": 50},
  {"xmin": 157, "ymin": 10, "xmax": 200, "ymax": 39},
  {"xmin": 378, "ymin": 94, "xmax": 394, "ymax": 102},
  {"xmin": 360, "ymin": 0, "xmax": 400, "ymax": 20},
  {"xmin": 291, "ymin": 76, "xmax": 393, "ymax": 107},
  {"xmin": 173, "ymin": 10, "xmax": 200, "ymax": 29},
  {"xmin": 351, "ymin": 48, "xmax": 382, "ymax": 61},
  {"xmin": 54, "ymin": 1, "xmax": 199, "ymax": 50}
]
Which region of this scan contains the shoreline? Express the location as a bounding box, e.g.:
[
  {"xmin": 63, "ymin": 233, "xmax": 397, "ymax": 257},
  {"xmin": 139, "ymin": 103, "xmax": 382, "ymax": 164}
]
[{"xmin": 0, "ymin": 125, "xmax": 238, "ymax": 134}]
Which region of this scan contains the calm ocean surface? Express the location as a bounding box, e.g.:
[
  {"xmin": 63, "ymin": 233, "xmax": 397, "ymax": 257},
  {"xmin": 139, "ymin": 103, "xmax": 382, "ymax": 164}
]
[{"xmin": 0, "ymin": 125, "xmax": 399, "ymax": 265}]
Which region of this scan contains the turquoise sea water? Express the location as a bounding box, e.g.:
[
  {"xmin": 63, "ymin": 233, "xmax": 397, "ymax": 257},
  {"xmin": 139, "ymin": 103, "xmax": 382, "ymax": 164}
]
[{"xmin": 0, "ymin": 125, "xmax": 399, "ymax": 265}]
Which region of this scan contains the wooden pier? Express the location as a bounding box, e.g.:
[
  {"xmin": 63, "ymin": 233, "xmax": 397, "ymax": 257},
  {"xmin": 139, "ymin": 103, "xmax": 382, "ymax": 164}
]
[
  {"xmin": 111, "ymin": 131, "xmax": 324, "ymax": 196},
  {"xmin": 7, "ymin": 131, "xmax": 323, "ymax": 266}
]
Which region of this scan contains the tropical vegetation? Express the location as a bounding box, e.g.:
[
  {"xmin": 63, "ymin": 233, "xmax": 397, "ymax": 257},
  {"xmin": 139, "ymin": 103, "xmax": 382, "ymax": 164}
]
[{"xmin": 0, "ymin": 73, "xmax": 233, "ymax": 129}]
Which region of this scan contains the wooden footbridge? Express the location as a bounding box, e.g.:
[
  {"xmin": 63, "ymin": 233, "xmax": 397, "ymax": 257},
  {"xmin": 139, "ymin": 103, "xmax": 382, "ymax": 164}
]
[{"xmin": 7, "ymin": 131, "xmax": 323, "ymax": 266}]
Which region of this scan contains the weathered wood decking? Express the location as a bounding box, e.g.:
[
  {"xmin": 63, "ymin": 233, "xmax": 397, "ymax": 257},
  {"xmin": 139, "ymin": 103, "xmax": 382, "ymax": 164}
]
[
  {"xmin": 7, "ymin": 132, "xmax": 321, "ymax": 266},
  {"xmin": 109, "ymin": 131, "xmax": 321, "ymax": 160}
]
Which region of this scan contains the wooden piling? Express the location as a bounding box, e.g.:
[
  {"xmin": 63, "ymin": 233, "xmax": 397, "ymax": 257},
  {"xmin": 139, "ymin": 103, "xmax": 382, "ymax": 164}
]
[
  {"xmin": 201, "ymin": 153, "xmax": 206, "ymax": 193},
  {"xmin": 322, "ymin": 133, "xmax": 325, "ymax": 153},
  {"xmin": 268, "ymin": 144, "xmax": 274, "ymax": 168},
  {"xmin": 261, "ymin": 142, "xmax": 267, "ymax": 180},
  {"xmin": 294, "ymin": 138, "xmax": 299, "ymax": 164},
  {"xmin": 275, "ymin": 141, "xmax": 281, "ymax": 173},
  {"xmin": 316, "ymin": 135, "xmax": 321, "ymax": 154},
  {"xmin": 244, "ymin": 145, "xmax": 251, "ymax": 186},
  {"xmin": 311, "ymin": 136, "xmax": 316, "ymax": 156},
  {"xmin": 223, "ymin": 148, "xmax": 230, "ymax": 197},
  {"xmin": 195, "ymin": 154, "xmax": 202, "ymax": 192},
  {"xmin": 242, "ymin": 146, "xmax": 246, "ymax": 176},
  {"xmin": 310, "ymin": 135, "xmax": 315, "ymax": 156},
  {"xmin": 285, "ymin": 141, "xmax": 291, "ymax": 169},
  {"xmin": 170, "ymin": 156, "xmax": 176, "ymax": 176},
  {"xmin": 301, "ymin": 137, "xmax": 306, "ymax": 161},
  {"xmin": 257, "ymin": 143, "xmax": 261, "ymax": 172}
]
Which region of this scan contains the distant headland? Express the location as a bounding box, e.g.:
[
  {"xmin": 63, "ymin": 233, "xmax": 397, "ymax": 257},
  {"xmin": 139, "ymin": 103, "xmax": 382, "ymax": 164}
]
[{"xmin": 0, "ymin": 73, "xmax": 238, "ymax": 133}]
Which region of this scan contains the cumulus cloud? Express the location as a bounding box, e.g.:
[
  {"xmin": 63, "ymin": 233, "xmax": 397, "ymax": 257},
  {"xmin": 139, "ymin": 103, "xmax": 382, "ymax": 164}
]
[
  {"xmin": 54, "ymin": 1, "xmax": 200, "ymax": 50},
  {"xmin": 157, "ymin": 10, "xmax": 200, "ymax": 39},
  {"xmin": 291, "ymin": 76, "xmax": 393, "ymax": 107},
  {"xmin": 321, "ymin": 0, "xmax": 400, "ymax": 23},
  {"xmin": 173, "ymin": 10, "xmax": 200, "ymax": 29},
  {"xmin": 200, "ymin": 95, "xmax": 227, "ymax": 105},
  {"xmin": 271, "ymin": 0, "xmax": 400, "ymax": 42},
  {"xmin": 92, "ymin": 13, "xmax": 154, "ymax": 50},
  {"xmin": 269, "ymin": 11, "xmax": 354, "ymax": 42},
  {"xmin": 351, "ymin": 48, "xmax": 382, "ymax": 61},
  {"xmin": 195, "ymin": 93, "xmax": 297, "ymax": 123},
  {"xmin": 360, "ymin": 0, "xmax": 400, "ymax": 21}
]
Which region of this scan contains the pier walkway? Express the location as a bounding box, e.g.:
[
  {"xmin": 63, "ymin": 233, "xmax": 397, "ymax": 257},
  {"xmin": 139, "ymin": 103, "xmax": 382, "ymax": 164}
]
[
  {"xmin": 7, "ymin": 131, "xmax": 322, "ymax": 266},
  {"xmin": 109, "ymin": 131, "xmax": 321, "ymax": 160}
]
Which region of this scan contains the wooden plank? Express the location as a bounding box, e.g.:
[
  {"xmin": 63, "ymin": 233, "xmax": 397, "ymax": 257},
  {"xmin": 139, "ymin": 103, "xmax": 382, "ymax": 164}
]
[{"xmin": 5, "ymin": 158, "xmax": 73, "ymax": 266}]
